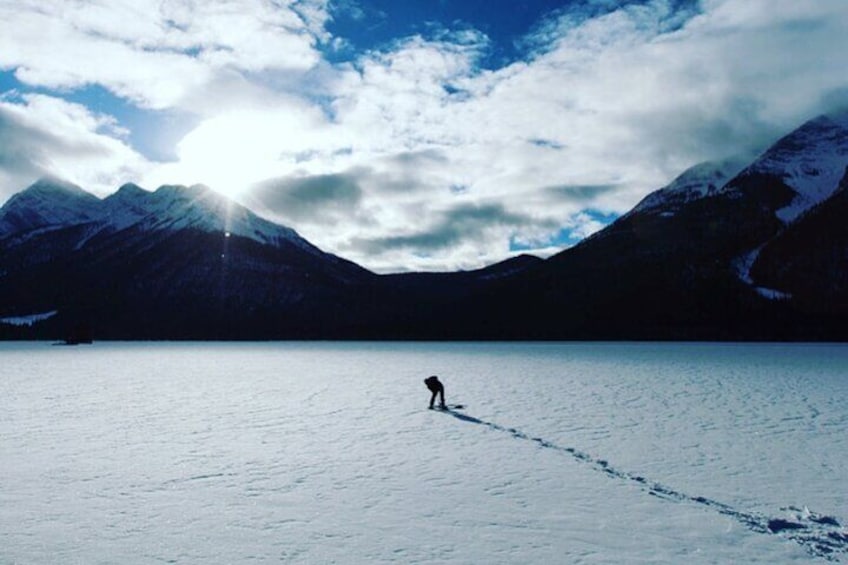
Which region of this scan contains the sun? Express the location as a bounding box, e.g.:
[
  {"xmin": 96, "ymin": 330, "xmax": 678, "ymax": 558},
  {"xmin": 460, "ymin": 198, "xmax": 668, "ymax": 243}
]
[{"xmin": 164, "ymin": 109, "xmax": 312, "ymax": 200}]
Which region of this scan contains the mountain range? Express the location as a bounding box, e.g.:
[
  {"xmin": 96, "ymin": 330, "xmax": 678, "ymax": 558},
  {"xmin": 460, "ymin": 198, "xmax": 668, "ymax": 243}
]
[{"xmin": 1, "ymin": 112, "xmax": 847, "ymax": 340}]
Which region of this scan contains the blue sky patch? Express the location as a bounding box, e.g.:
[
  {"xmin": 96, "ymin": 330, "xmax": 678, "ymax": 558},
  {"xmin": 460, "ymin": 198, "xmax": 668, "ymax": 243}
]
[{"xmin": 510, "ymin": 209, "xmax": 620, "ymax": 252}]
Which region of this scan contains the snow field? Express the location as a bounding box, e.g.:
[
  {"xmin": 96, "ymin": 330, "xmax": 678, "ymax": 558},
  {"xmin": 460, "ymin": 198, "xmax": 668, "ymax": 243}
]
[{"xmin": 1, "ymin": 342, "xmax": 846, "ymax": 563}]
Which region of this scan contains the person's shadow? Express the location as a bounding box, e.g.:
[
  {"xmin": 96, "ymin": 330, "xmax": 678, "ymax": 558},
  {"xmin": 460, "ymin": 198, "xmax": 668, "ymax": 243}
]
[{"xmin": 440, "ymin": 408, "xmax": 483, "ymax": 425}]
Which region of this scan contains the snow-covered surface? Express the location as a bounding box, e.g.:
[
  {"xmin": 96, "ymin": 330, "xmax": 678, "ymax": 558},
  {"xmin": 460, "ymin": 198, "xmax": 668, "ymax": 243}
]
[
  {"xmin": 740, "ymin": 113, "xmax": 848, "ymax": 223},
  {"xmin": 2, "ymin": 342, "xmax": 846, "ymax": 564},
  {"xmin": 0, "ymin": 310, "xmax": 58, "ymax": 326},
  {"xmin": 632, "ymin": 158, "xmax": 747, "ymax": 215}
]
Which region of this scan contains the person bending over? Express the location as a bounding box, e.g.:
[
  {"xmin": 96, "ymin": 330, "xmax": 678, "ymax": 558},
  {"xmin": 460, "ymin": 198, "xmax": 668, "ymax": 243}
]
[{"xmin": 424, "ymin": 375, "xmax": 445, "ymax": 409}]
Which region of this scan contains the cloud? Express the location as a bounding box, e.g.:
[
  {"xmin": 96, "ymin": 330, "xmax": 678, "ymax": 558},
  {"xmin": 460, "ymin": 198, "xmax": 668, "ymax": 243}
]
[
  {"xmin": 3, "ymin": 0, "xmax": 848, "ymax": 272},
  {"xmin": 342, "ymin": 201, "xmax": 554, "ymax": 272},
  {"xmin": 243, "ymin": 159, "xmax": 569, "ymax": 272},
  {"xmin": 355, "ymin": 202, "xmax": 538, "ymax": 253},
  {"xmin": 545, "ymin": 184, "xmax": 620, "ymax": 203},
  {"xmin": 260, "ymin": 0, "xmax": 848, "ymax": 270},
  {"xmin": 251, "ymin": 171, "xmax": 363, "ymax": 222},
  {"xmin": 244, "ymin": 0, "xmax": 848, "ymax": 271},
  {"xmin": 0, "ymin": 104, "xmax": 54, "ymax": 179},
  {"xmin": 0, "ymin": 94, "xmax": 149, "ymax": 197},
  {"xmin": 0, "ymin": 0, "xmax": 327, "ymax": 110}
]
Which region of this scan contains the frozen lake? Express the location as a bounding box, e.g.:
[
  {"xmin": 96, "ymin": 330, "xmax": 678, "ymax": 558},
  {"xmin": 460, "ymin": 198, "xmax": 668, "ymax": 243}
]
[{"xmin": 2, "ymin": 341, "xmax": 847, "ymax": 563}]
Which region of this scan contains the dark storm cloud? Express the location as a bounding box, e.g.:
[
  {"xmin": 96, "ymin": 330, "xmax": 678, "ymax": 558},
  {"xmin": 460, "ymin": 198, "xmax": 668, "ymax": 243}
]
[
  {"xmin": 351, "ymin": 202, "xmax": 549, "ymax": 254},
  {"xmin": 545, "ymin": 183, "xmax": 619, "ymax": 203},
  {"xmin": 251, "ymin": 172, "xmax": 363, "ymax": 221},
  {"xmin": 528, "ymin": 138, "xmax": 565, "ymax": 150},
  {"xmin": 385, "ymin": 148, "xmax": 448, "ymax": 167},
  {"xmin": 368, "ymin": 149, "xmax": 450, "ymax": 194}
]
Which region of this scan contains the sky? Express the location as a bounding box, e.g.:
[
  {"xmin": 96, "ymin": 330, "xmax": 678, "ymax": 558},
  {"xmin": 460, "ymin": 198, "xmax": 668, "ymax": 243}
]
[{"xmin": 1, "ymin": 0, "xmax": 848, "ymax": 272}]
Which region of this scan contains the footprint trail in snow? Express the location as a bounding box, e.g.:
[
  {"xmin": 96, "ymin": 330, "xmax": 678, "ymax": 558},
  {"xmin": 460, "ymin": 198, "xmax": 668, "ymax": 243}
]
[{"xmin": 442, "ymin": 409, "xmax": 848, "ymax": 562}]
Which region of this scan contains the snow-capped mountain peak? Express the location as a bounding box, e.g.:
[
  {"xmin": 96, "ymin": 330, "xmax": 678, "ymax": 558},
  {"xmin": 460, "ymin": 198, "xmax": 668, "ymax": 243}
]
[
  {"xmin": 731, "ymin": 112, "xmax": 848, "ymax": 223},
  {"xmin": 0, "ymin": 177, "xmax": 102, "ymax": 237},
  {"xmin": 113, "ymin": 183, "xmax": 147, "ymax": 199},
  {"xmin": 24, "ymin": 176, "xmax": 92, "ymax": 197},
  {"xmin": 1, "ymin": 179, "xmax": 320, "ymax": 255},
  {"xmin": 99, "ymin": 183, "xmax": 155, "ymax": 230},
  {"xmin": 631, "ymin": 157, "xmax": 747, "ymax": 216},
  {"xmin": 125, "ymin": 183, "xmax": 316, "ymax": 251}
]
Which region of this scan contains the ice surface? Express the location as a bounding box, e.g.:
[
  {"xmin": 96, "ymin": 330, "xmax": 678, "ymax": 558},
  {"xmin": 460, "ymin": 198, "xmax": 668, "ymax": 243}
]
[{"xmin": 1, "ymin": 342, "xmax": 846, "ymax": 564}]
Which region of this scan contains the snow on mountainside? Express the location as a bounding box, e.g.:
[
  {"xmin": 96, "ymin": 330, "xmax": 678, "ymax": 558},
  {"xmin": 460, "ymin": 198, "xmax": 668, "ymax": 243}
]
[
  {"xmin": 728, "ymin": 111, "xmax": 848, "ymax": 223},
  {"xmin": 102, "ymin": 183, "xmax": 320, "ymax": 253},
  {"xmin": 0, "ymin": 177, "xmax": 102, "ymax": 236},
  {"xmin": 619, "ymin": 111, "xmax": 848, "ymax": 297},
  {"xmin": 631, "ymin": 157, "xmax": 747, "ymax": 216},
  {"xmin": 718, "ymin": 112, "xmax": 848, "ymax": 290},
  {"xmin": 631, "ymin": 112, "xmax": 848, "ymax": 224},
  {"xmin": 1, "ymin": 179, "xmax": 321, "ymax": 255},
  {"xmin": 99, "ymin": 183, "xmax": 155, "ymax": 231}
]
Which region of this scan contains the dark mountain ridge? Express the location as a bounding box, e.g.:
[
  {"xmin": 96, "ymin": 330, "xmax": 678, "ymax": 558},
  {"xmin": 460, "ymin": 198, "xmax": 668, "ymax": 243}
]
[
  {"xmin": 0, "ymin": 181, "xmax": 541, "ymax": 339},
  {"xmin": 452, "ymin": 112, "xmax": 848, "ymax": 340},
  {"xmin": 2, "ymin": 111, "xmax": 847, "ymax": 340}
]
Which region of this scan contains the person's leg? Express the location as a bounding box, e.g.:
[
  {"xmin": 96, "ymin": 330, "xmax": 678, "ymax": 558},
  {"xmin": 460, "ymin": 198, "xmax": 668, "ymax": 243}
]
[
  {"xmin": 438, "ymin": 388, "xmax": 445, "ymax": 408},
  {"xmin": 429, "ymin": 390, "xmax": 437, "ymax": 408}
]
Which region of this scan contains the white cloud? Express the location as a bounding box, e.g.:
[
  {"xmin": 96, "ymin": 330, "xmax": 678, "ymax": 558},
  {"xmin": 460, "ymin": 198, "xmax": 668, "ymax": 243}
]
[
  {"xmin": 250, "ymin": 0, "xmax": 848, "ymax": 270},
  {"xmin": 0, "ymin": 0, "xmax": 326, "ymax": 109},
  {"xmin": 0, "ymin": 93, "xmax": 150, "ymax": 195},
  {"xmin": 3, "ymin": 0, "xmax": 848, "ymax": 271}
]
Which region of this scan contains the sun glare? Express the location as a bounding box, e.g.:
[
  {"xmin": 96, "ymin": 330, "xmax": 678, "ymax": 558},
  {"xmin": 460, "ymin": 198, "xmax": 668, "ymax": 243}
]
[{"xmin": 170, "ymin": 110, "xmax": 310, "ymax": 199}]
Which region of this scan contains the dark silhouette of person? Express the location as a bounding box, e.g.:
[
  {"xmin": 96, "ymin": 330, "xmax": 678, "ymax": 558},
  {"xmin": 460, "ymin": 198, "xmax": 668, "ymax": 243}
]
[{"xmin": 424, "ymin": 375, "xmax": 445, "ymax": 409}]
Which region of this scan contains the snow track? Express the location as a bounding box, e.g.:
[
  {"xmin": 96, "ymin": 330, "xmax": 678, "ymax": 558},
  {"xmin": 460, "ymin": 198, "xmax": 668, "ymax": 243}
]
[{"xmin": 441, "ymin": 408, "xmax": 847, "ymax": 562}]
